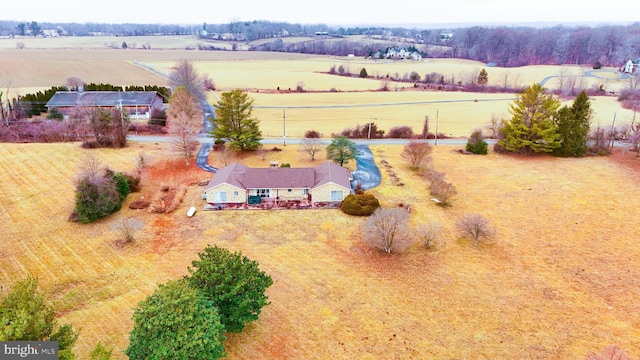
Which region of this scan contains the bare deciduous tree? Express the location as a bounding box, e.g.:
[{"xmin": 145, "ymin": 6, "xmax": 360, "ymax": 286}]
[
  {"xmin": 416, "ymin": 221, "xmax": 442, "ymax": 248},
  {"xmin": 486, "ymin": 114, "xmax": 505, "ymax": 139},
  {"xmin": 136, "ymin": 150, "xmax": 147, "ymax": 177},
  {"xmin": 218, "ymin": 144, "xmax": 235, "ymax": 166},
  {"xmin": 456, "ymin": 213, "xmax": 494, "ymax": 247},
  {"xmin": 78, "ymin": 153, "xmax": 103, "ymax": 183},
  {"xmin": 65, "ymin": 76, "xmax": 85, "ymax": 91},
  {"xmin": 15, "ymin": 41, "xmax": 25, "ymax": 50},
  {"xmin": 301, "ymin": 137, "xmax": 323, "ymax": 161},
  {"xmin": 401, "ymin": 140, "xmax": 432, "ymax": 169},
  {"xmin": 425, "ymin": 169, "xmax": 457, "ymax": 205},
  {"xmin": 167, "ymin": 87, "xmax": 203, "ymax": 165},
  {"xmin": 169, "ymin": 60, "xmax": 205, "ymax": 98},
  {"xmin": 111, "ymin": 216, "xmax": 144, "ymax": 245},
  {"xmin": 362, "ymin": 208, "xmax": 413, "ymax": 254}
]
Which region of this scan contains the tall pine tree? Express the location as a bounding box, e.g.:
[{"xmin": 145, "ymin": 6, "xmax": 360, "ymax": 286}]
[
  {"xmin": 554, "ymin": 90, "xmax": 591, "ymax": 157},
  {"xmin": 499, "ymin": 83, "xmax": 561, "ymax": 155},
  {"xmin": 210, "ymin": 89, "xmax": 262, "ymax": 151}
]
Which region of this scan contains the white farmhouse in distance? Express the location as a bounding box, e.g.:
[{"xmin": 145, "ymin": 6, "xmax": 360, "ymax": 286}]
[{"xmin": 622, "ymin": 58, "xmax": 640, "ymax": 74}]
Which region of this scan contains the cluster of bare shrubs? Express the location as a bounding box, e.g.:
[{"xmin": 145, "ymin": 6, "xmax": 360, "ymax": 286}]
[
  {"xmin": 0, "ymin": 120, "xmax": 88, "ymax": 143},
  {"xmin": 424, "ymin": 169, "xmax": 457, "ymax": 206},
  {"xmin": 379, "ymin": 159, "xmax": 403, "ymax": 186},
  {"xmin": 363, "ymin": 208, "xmax": 496, "ymax": 253},
  {"xmin": 328, "ymin": 65, "xmax": 526, "ymax": 94},
  {"xmin": 150, "ymin": 185, "xmax": 188, "ymax": 213}
]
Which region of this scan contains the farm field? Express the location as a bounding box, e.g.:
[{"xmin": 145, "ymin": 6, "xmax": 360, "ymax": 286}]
[
  {"xmin": 1, "ymin": 141, "xmax": 640, "ymax": 359},
  {"xmin": 0, "ymin": 43, "xmax": 635, "ymax": 137}
]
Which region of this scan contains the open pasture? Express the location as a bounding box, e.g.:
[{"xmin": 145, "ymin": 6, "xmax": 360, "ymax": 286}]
[
  {"xmin": 2, "ymin": 141, "xmax": 640, "ymax": 359},
  {"xmin": 0, "ymin": 44, "xmax": 634, "ymax": 137}
]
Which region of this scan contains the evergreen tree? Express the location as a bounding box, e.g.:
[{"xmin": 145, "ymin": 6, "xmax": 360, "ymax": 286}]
[
  {"xmin": 186, "ymin": 245, "xmax": 273, "ymax": 333},
  {"xmin": 554, "ymin": 90, "xmax": 591, "ymax": 157},
  {"xmin": 466, "ymin": 129, "xmax": 488, "ymax": 154},
  {"xmin": 359, "ymin": 67, "xmax": 368, "ymax": 78},
  {"xmin": 498, "ymin": 83, "xmax": 561, "ymax": 155},
  {"xmin": 210, "ymin": 89, "xmax": 262, "ymax": 151},
  {"xmin": 0, "ymin": 277, "xmax": 78, "ymax": 360},
  {"xmin": 477, "ymin": 68, "xmax": 488, "ymax": 85},
  {"xmin": 126, "ymin": 280, "xmax": 226, "ymax": 360}
]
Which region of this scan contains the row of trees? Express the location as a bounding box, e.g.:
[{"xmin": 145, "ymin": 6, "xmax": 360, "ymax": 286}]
[
  {"xmin": 126, "ymin": 245, "xmax": 273, "ymax": 359},
  {"xmin": 249, "ymin": 23, "xmax": 640, "ymax": 67}
]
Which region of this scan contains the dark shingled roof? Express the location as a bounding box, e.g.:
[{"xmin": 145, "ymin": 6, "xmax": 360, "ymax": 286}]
[
  {"xmin": 205, "ymin": 162, "xmax": 352, "ymax": 191},
  {"xmin": 46, "ymin": 91, "xmax": 160, "ymax": 108}
]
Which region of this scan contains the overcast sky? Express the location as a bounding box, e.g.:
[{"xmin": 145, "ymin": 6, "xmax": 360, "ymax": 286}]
[{"xmin": 4, "ymin": 0, "xmax": 639, "ymax": 27}]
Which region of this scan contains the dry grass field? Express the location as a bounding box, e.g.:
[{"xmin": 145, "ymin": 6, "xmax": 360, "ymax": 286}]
[
  {"xmin": 2, "ymin": 44, "xmax": 633, "ymax": 137},
  {"xmin": 2, "ymin": 141, "xmax": 640, "ymax": 359},
  {"xmin": 2, "ymin": 37, "xmax": 640, "ymax": 359}
]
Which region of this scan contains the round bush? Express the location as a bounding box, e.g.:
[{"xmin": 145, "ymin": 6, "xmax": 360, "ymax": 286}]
[{"xmin": 340, "ymin": 193, "xmax": 381, "ymax": 216}]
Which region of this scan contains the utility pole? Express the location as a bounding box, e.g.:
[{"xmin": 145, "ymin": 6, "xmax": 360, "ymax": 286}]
[
  {"xmin": 434, "ymin": 110, "xmax": 439, "ymax": 145},
  {"xmin": 609, "ymin": 112, "xmax": 616, "ymax": 148},
  {"xmin": 283, "ymin": 109, "xmax": 286, "ymax": 146}
]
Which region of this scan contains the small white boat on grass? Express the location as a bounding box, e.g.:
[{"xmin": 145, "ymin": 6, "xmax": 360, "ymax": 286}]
[{"xmin": 187, "ymin": 206, "xmax": 196, "ymax": 217}]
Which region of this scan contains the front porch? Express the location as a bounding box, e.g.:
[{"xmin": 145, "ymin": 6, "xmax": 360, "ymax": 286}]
[{"xmin": 203, "ymin": 197, "xmax": 341, "ymax": 211}]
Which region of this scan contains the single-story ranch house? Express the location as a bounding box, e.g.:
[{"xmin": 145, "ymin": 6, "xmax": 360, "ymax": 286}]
[
  {"xmin": 45, "ymin": 91, "xmax": 164, "ymax": 119},
  {"xmin": 204, "ymin": 162, "xmax": 353, "ymax": 209}
]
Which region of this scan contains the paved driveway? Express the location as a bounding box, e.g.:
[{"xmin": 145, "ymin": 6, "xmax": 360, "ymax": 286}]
[{"xmin": 351, "ymin": 145, "xmax": 381, "ymax": 190}]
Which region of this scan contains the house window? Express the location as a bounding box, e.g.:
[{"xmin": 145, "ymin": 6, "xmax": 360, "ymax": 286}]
[
  {"xmin": 258, "ymin": 189, "xmax": 270, "ymax": 198},
  {"xmin": 303, "ymin": 189, "xmax": 309, "ymax": 195},
  {"xmin": 330, "ymin": 191, "xmax": 343, "ymax": 201},
  {"xmin": 288, "ymin": 189, "xmax": 292, "ymax": 192},
  {"xmin": 234, "ymin": 191, "xmax": 239, "ymax": 196},
  {"xmin": 214, "ymin": 192, "xmax": 227, "ymax": 202}
]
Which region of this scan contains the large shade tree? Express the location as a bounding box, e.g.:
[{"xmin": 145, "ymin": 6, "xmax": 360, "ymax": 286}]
[
  {"xmin": 498, "ymin": 83, "xmax": 562, "ymax": 155},
  {"xmin": 210, "ymin": 89, "xmax": 262, "ymax": 151},
  {"xmin": 326, "ymin": 136, "xmax": 358, "ymax": 166},
  {"xmin": 168, "ymin": 60, "xmax": 205, "ymax": 98},
  {"xmin": 167, "ymin": 86, "xmax": 203, "ymax": 164}
]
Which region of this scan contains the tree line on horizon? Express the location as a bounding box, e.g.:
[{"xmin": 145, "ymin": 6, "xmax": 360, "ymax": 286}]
[{"xmin": 1, "ymin": 20, "xmax": 638, "ymax": 67}]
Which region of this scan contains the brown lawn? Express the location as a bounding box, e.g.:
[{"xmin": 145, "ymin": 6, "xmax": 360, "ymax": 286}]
[
  {"xmin": 1, "ymin": 141, "xmax": 640, "ymax": 359},
  {"xmin": 1, "ymin": 41, "xmax": 639, "ymax": 358},
  {"xmin": 0, "ymin": 46, "xmax": 634, "ymax": 137}
]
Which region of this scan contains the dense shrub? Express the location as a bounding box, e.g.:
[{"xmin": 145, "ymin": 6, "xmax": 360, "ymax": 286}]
[
  {"xmin": 304, "ymin": 130, "xmax": 321, "ymax": 138},
  {"xmin": 465, "ymin": 129, "xmax": 488, "ymax": 155},
  {"xmin": 148, "ymin": 108, "xmax": 167, "ymax": 127},
  {"xmin": 337, "ymin": 122, "xmax": 384, "ymax": 139},
  {"xmin": 74, "ymin": 177, "xmax": 121, "ymax": 223},
  {"xmin": 46, "ymin": 107, "xmax": 64, "ymax": 120},
  {"xmin": 340, "ymin": 193, "xmax": 381, "ymax": 216},
  {"xmin": 74, "ymin": 169, "xmax": 131, "ymax": 224},
  {"xmin": 126, "ymin": 175, "xmax": 141, "ymax": 192},
  {"xmin": 387, "ymin": 126, "xmax": 414, "ymax": 139}
]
